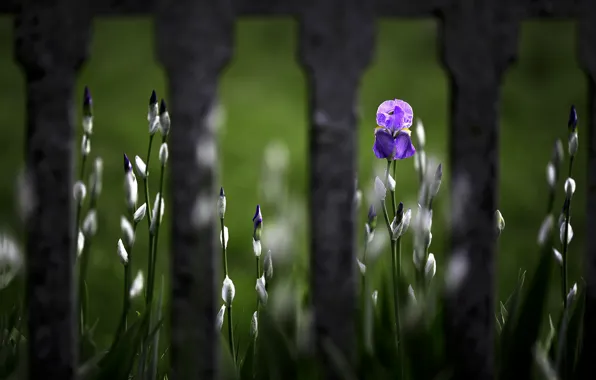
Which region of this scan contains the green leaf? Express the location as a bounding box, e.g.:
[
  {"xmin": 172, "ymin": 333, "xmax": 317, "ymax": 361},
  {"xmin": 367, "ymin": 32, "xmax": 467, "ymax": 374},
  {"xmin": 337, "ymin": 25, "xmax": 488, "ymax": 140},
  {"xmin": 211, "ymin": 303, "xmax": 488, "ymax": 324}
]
[
  {"xmin": 499, "ymin": 226, "xmax": 553, "ymax": 380},
  {"xmin": 95, "ymin": 308, "xmax": 150, "ymax": 380},
  {"xmin": 372, "ymin": 274, "xmax": 398, "ymax": 372},
  {"xmin": 220, "ymin": 335, "xmax": 240, "ymax": 380},
  {"xmin": 497, "ymin": 270, "xmax": 526, "ymax": 365},
  {"xmin": 255, "ymin": 309, "xmax": 297, "ymax": 379},
  {"xmin": 239, "ymin": 338, "xmax": 255, "ymax": 380},
  {"xmin": 566, "ymin": 282, "xmax": 585, "ymax": 378},
  {"xmin": 148, "ymin": 277, "xmax": 165, "ymax": 380}
]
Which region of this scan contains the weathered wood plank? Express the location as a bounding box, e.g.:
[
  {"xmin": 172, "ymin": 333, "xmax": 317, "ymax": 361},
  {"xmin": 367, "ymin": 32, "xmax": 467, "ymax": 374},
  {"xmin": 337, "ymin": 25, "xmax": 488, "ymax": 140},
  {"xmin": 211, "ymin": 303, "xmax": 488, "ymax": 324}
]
[
  {"xmin": 298, "ymin": 0, "xmax": 374, "ymax": 376},
  {"xmin": 13, "ymin": 0, "xmax": 91, "ymax": 378},
  {"xmin": 155, "ymin": 0, "xmax": 233, "ymax": 378}
]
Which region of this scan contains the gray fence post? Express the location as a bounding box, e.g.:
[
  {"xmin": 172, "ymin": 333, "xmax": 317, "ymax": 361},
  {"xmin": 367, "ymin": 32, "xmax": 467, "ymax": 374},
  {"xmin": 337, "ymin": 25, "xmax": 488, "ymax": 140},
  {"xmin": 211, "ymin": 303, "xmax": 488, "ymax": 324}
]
[
  {"xmin": 438, "ymin": 0, "xmax": 519, "ymax": 378},
  {"xmin": 13, "ymin": 0, "xmax": 91, "ymax": 378},
  {"xmin": 298, "ymin": 0, "xmax": 374, "ymax": 376},
  {"xmin": 155, "ymin": 0, "xmax": 233, "ymax": 378}
]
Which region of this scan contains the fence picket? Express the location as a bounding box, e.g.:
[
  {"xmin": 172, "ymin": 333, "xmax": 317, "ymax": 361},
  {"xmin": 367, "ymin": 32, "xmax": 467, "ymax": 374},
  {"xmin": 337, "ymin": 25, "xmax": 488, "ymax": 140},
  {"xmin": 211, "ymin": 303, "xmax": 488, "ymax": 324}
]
[{"xmin": 155, "ymin": 0, "xmax": 233, "ymax": 378}]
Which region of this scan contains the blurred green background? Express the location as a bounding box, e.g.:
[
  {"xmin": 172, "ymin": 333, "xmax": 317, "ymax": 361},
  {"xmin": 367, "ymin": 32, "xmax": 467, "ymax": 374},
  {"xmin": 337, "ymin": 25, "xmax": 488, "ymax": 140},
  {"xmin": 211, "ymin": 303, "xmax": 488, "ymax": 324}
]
[{"xmin": 0, "ymin": 17, "xmax": 587, "ymax": 351}]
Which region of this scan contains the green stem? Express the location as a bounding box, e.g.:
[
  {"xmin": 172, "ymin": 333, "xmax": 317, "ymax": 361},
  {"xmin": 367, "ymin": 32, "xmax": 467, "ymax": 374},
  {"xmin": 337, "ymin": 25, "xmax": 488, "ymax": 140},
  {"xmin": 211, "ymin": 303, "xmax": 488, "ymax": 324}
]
[
  {"xmin": 381, "ymin": 203, "xmax": 401, "ymax": 349},
  {"xmin": 227, "ymin": 304, "xmax": 236, "ymax": 361},
  {"xmin": 221, "ymin": 218, "xmax": 229, "ymax": 276},
  {"xmin": 144, "ymin": 134, "xmax": 155, "ymax": 227},
  {"xmin": 147, "ymin": 159, "xmax": 166, "ymax": 308},
  {"xmin": 255, "ymin": 255, "xmax": 261, "ymax": 310},
  {"xmin": 391, "ymin": 160, "xmax": 397, "ymax": 217},
  {"xmin": 561, "ymin": 156, "xmax": 574, "ymax": 307}
]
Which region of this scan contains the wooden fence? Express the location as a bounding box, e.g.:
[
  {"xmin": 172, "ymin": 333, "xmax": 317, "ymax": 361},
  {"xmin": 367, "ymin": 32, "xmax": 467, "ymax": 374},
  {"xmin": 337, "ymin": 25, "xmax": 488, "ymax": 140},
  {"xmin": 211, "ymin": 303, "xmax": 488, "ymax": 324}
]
[{"xmin": 0, "ymin": 0, "xmax": 595, "ymax": 379}]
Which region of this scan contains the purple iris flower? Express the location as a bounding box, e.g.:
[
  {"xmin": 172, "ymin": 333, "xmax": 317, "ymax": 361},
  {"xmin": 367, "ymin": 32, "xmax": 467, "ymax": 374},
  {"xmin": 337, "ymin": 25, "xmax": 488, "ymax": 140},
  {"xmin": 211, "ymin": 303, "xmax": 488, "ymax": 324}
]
[
  {"xmin": 376, "ymin": 99, "xmax": 413, "ymax": 133},
  {"xmin": 372, "ymin": 99, "xmax": 416, "ymax": 160}
]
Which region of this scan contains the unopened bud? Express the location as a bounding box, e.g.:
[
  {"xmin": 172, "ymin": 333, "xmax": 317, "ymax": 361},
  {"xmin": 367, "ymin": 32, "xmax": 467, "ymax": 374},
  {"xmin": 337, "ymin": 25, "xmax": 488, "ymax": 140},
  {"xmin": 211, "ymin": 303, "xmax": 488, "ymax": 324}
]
[
  {"xmin": 73, "ymin": 181, "xmax": 87, "ymax": 205},
  {"xmin": 159, "ymin": 99, "xmax": 171, "ymax": 137},
  {"xmin": 134, "ymin": 203, "xmax": 147, "ymax": 223},
  {"xmin": 415, "ymin": 119, "xmax": 426, "ymax": 148},
  {"xmin": 159, "ymin": 143, "xmax": 169, "ymax": 166},
  {"xmin": 250, "ymin": 311, "xmax": 258, "ymax": 339},
  {"xmin": 129, "ymin": 271, "xmax": 144, "ymax": 298},
  {"xmin": 134, "ymin": 156, "xmax": 147, "ymax": 179},
  {"xmin": 253, "ymin": 205, "xmax": 263, "ymax": 240},
  {"xmin": 81, "ymin": 135, "xmax": 91, "ymax": 156},
  {"xmin": 256, "ymin": 275, "xmax": 268, "ymax": 305},
  {"xmin": 120, "ymin": 216, "xmax": 135, "ymax": 247},
  {"xmin": 117, "ymin": 239, "xmax": 128, "ymax": 265},
  {"xmin": 216, "ymin": 305, "xmax": 226, "ymax": 331},
  {"xmin": 560, "ymin": 221, "xmax": 574, "ymax": 245},
  {"xmin": 150, "ymin": 193, "xmax": 165, "ymax": 234},
  {"xmin": 217, "ymin": 187, "xmax": 226, "ymax": 219},
  {"xmin": 387, "ymin": 174, "xmax": 396, "ymax": 192},
  {"xmin": 77, "ymin": 230, "xmax": 85, "ymax": 257},
  {"xmin": 264, "ymin": 250, "xmax": 273, "ymax": 281},
  {"xmin": 222, "ymin": 275, "xmax": 235, "ymax": 305},
  {"xmin": 408, "ymin": 285, "xmax": 416, "ymax": 303},
  {"xmin": 552, "ymin": 139, "xmax": 564, "ymax": 166},
  {"xmin": 124, "ymin": 171, "xmax": 138, "ymax": 213},
  {"xmin": 567, "ymin": 283, "xmax": 577, "ymax": 305},
  {"xmin": 537, "ymin": 214, "xmax": 554, "ymax": 246},
  {"xmin": 220, "ymin": 226, "xmax": 229, "ymax": 249},
  {"xmin": 495, "ymin": 210, "xmax": 505, "ymax": 233},
  {"xmin": 425, "ymin": 253, "xmax": 436, "ymax": 281},
  {"xmin": 82, "ymin": 209, "xmax": 98, "ymax": 238},
  {"xmin": 552, "ymin": 248, "xmax": 563, "ymax": 266},
  {"xmin": 564, "ymin": 178, "xmax": 576, "ymax": 199},
  {"xmin": 357, "ymin": 259, "xmax": 366, "ymax": 275},
  {"xmin": 253, "ymin": 239, "xmax": 262, "ymax": 257},
  {"xmin": 371, "ymin": 290, "xmax": 378, "ymax": 306},
  {"xmin": 90, "ymin": 157, "xmax": 103, "ymax": 198},
  {"xmin": 568, "ymin": 132, "xmax": 578, "ymax": 157},
  {"xmin": 546, "ymin": 162, "xmax": 556, "ymax": 188},
  {"xmin": 148, "ymin": 90, "xmax": 159, "ymax": 135},
  {"xmin": 568, "ymin": 105, "xmax": 578, "ymax": 132},
  {"xmin": 374, "ymin": 177, "xmax": 386, "ymax": 201}
]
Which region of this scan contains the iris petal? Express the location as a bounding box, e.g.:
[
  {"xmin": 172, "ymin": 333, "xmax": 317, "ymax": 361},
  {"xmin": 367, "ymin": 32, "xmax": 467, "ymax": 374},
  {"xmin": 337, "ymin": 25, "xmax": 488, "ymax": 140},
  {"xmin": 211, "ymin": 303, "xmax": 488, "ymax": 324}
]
[
  {"xmin": 373, "ymin": 128, "xmax": 396, "ymax": 159},
  {"xmin": 394, "ymin": 131, "xmax": 416, "ymax": 159}
]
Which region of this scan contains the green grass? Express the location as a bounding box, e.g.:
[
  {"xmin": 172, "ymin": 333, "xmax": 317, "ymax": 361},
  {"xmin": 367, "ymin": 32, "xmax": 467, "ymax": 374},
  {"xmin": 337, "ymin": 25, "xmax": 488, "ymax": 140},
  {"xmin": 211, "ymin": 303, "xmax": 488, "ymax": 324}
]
[{"xmin": 0, "ymin": 17, "xmax": 587, "ymax": 350}]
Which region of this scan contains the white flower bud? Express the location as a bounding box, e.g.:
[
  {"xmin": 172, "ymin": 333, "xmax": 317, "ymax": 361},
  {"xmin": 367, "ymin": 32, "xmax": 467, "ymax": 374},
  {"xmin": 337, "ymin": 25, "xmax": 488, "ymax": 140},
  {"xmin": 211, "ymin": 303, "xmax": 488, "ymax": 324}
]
[
  {"xmin": 408, "ymin": 285, "xmax": 416, "ymax": 303},
  {"xmin": 117, "ymin": 239, "xmax": 128, "ymax": 265},
  {"xmin": 77, "ymin": 230, "xmax": 85, "ymax": 257},
  {"xmin": 387, "ymin": 174, "xmax": 396, "ymax": 192},
  {"xmin": 371, "ymin": 290, "xmax": 378, "ymax": 306},
  {"xmin": 567, "ymin": 283, "xmax": 577, "ymax": 305},
  {"xmin": 425, "ymin": 253, "xmax": 436, "ymax": 281},
  {"xmin": 357, "ymin": 259, "xmax": 366, "ymax": 275},
  {"xmin": 120, "ymin": 216, "xmax": 135, "ymax": 247},
  {"xmin": 216, "ymin": 304, "xmax": 226, "ymax": 331},
  {"xmin": 220, "ymin": 226, "xmax": 229, "ymax": 249},
  {"xmin": 560, "ymin": 221, "xmax": 574, "ymax": 245},
  {"xmin": 264, "ymin": 250, "xmax": 273, "ymax": 281},
  {"xmin": 134, "ymin": 156, "xmax": 147, "ymax": 179},
  {"xmin": 90, "ymin": 157, "xmax": 103, "ymax": 198},
  {"xmin": 82, "ymin": 116, "xmax": 93, "ymax": 135},
  {"xmin": 134, "ymin": 203, "xmax": 147, "ymax": 223},
  {"xmin": 150, "ymin": 193, "xmax": 165, "ymax": 234},
  {"xmin": 568, "ymin": 132, "xmax": 578, "ymax": 157},
  {"xmin": 159, "ymin": 143, "xmax": 169, "ymax": 166},
  {"xmin": 124, "ymin": 172, "xmax": 138, "ymax": 212},
  {"xmin": 401, "ymin": 209, "xmax": 412, "ymax": 235},
  {"xmin": 256, "ymin": 275, "xmax": 268, "ymax": 305},
  {"xmin": 374, "ymin": 177, "xmax": 386, "ymax": 201},
  {"xmin": 81, "ymin": 135, "xmax": 91, "ymax": 156},
  {"xmin": 250, "ymin": 311, "xmax": 258, "ymax": 339},
  {"xmin": 354, "ymin": 189, "xmax": 363, "ymax": 209},
  {"xmin": 552, "ymin": 248, "xmax": 563, "ymax": 266},
  {"xmin": 537, "ymin": 214, "xmax": 554, "ymax": 246},
  {"xmin": 159, "ymin": 110, "xmax": 171, "ymax": 137},
  {"xmin": 82, "ymin": 209, "xmax": 97, "ymax": 238},
  {"xmin": 148, "ymin": 101, "xmax": 159, "ymax": 135},
  {"xmin": 546, "ymin": 162, "xmax": 556, "ymax": 188},
  {"xmin": 217, "ymin": 188, "xmax": 226, "ymax": 219},
  {"xmin": 415, "ymin": 119, "xmax": 426, "ymax": 148},
  {"xmin": 222, "ymin": 275, "xmax": 235, "ymax": 305},
  {"xmin": 253, "ymin": 239, "xmax": 262, "ymax": 257},
  {"xmin": 129, "ymin": 271, "xmax": 144, "ymax": 298},
  {"xmin": 564, "ymin": 178, "xmax": 576, "ymax": 199},
  {"xmin": 73, "ymin": 181, "xmax": 87, "ymax": 205},
  {"xmin": 413, "ymin": 249, "xmax": 424, "ymax": 270},
  {"xmin": 495, "ymin": 210, "xmax": 505, "ymax": 233}
]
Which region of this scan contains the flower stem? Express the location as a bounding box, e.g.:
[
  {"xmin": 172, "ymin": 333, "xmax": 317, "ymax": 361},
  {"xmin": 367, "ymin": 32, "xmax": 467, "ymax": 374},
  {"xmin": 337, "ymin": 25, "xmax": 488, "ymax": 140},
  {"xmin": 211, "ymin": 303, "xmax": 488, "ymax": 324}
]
[
  {"xmin": 147, "ymin": 153, "xmax": 166, "ymax": 309},
  {"xmin": 561, "ymin": 156, "xmax": 575, "ymax": 307},
  {"xmin": 220, "ymin": 216, "xmax": 235, "ymax": 360},
  {"xmin": 391, "ymin": 160, "xmax": 397, "ymax": 217},
  {"xmin": 381, "ymin": 203, "xmax": 401, "ymax": 350}
]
